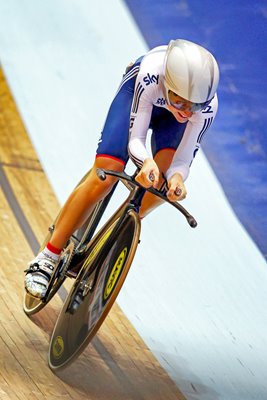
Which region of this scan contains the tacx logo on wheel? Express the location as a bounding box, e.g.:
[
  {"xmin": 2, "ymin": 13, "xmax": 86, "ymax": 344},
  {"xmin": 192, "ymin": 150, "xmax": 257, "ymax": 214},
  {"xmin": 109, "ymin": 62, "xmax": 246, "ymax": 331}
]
[{"xmin": 103, "ymin": 247, "xmax": 128, "ymax": 301}]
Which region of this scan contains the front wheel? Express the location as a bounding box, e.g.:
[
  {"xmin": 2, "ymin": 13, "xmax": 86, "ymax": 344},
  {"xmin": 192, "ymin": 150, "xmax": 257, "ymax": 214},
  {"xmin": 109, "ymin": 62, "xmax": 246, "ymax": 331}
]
[{"xmin": 48, "ymin": 210, "xmax": 140, "ymax": 370}]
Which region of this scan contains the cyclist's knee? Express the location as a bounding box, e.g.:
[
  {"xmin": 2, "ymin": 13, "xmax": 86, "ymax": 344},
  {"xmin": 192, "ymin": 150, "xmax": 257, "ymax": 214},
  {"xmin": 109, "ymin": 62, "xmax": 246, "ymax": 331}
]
[
  {"xmin": 83, "ymin": 156, "xmax": 124, "ymax": 195},
  {"xmin": 82, "ymin": 170, "xmax": 112, "ymax": 195},
  {"xmin": 94, "ymin": 155, "xmax": 125, "ymax": 172},
  {"xmin": 94, "ymin": 156, "xmax": 124, "ymax": 183}
]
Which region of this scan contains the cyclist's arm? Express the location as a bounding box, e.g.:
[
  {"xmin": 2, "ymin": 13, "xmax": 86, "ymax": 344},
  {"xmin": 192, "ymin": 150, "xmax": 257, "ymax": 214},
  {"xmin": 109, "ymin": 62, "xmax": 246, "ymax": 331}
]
[
  {"xmin": 128, "ymin": 109, "xmax": 151, "ymax": 169},
  {"xmin": 127, "ymin": 71, "xmax": 160, "ymax": 187},
  {"xmin": 127, "ymin": 83, "xmax": 153, "ymax": 168},
  {"xmin": 128, "ymin": 49, "xmax": 164, "ymax": 170},
  {"xmin": 165, "ymin": 94, "xmax": 219, "ymax": 182},
  {"xmin": 128, "ymin": 100, "xmax": 160, "ymax": 188}
]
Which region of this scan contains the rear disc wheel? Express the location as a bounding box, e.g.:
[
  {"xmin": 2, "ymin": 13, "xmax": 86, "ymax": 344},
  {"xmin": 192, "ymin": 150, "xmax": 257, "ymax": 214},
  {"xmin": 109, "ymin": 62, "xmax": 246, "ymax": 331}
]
[{"xmin": 48, "ymin": 211, "xmax": 140, "ymax": 370}]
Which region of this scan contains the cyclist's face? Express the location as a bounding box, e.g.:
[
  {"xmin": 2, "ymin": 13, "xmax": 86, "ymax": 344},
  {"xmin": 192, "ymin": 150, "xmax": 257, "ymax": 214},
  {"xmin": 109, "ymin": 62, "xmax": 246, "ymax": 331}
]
[{"xmin": 168, "ymin": 91, "xmax": 193, "ymax": 123}]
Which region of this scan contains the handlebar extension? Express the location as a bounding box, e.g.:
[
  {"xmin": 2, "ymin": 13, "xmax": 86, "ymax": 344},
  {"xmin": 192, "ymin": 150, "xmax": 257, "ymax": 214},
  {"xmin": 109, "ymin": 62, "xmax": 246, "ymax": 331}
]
[{"xmin": 96, "ymin": 168, "xmax": 197, "ymax": 228}]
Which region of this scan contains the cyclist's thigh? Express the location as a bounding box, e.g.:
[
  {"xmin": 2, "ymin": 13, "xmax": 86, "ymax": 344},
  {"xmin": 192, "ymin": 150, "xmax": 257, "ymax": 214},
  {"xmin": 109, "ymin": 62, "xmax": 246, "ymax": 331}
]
[
  {"xmin": 81, "ymin": 157, "xmax": 124, "ymax": 196},
  {"xmin": 92, "ymin": 156, "xmax": 124, "ymax": 183},
  {"xmin": 153, "ymin": 148, "xmax": 176, "ymax": 176},
  {"xmin": 96, "ymin": 60, "xmax": 141, "ymax": 165}
]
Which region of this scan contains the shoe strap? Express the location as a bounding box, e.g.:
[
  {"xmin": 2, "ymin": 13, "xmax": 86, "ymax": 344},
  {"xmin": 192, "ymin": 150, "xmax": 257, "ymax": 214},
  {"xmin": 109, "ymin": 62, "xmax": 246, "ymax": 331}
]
[{"xmin": 25, "ymin": 262, "xmax": 54, "ymax": 281}]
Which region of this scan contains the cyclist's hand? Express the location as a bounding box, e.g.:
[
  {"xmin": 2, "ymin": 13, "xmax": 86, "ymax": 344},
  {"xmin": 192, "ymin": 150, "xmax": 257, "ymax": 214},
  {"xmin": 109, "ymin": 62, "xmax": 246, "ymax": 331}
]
[
  {"xmin": 167, "ymin": 173, "xmax": 187, "ymax": 201},
  {"xmin": 135, "ymin": 158, "xmax": 159, "ymax": 188}
]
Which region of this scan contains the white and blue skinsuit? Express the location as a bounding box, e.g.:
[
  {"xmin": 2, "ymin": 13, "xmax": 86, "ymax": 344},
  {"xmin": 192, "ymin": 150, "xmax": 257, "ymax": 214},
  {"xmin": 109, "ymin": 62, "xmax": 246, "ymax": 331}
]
[{"xmin": 96, "ymin": 45, "xmax": 218, "ymax": 181}]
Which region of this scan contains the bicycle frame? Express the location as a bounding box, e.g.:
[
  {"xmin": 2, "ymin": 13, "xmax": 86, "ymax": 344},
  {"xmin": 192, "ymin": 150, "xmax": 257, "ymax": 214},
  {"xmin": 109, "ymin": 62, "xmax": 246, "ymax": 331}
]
[
  {"xmin": 65, "ymin": 173, "xmax": 145, "ymax": 302},
  {"xmin": 70, "ymin": 169, "xmax": 146, "ymax": 258}
]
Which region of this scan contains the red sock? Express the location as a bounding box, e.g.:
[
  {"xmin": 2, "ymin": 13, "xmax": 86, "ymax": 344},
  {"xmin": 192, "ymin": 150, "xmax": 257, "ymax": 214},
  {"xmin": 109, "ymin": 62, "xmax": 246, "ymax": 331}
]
[{"xmin": 46, "ymin": 242, "xmax": 62, "ymax": 255}]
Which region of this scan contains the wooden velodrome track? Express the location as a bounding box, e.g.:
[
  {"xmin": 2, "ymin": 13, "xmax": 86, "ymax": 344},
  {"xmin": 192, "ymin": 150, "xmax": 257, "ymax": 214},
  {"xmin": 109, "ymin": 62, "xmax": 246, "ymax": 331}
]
[{"xmin": 0, "ymin": 68, "xmax": 186, "ymax": 400}]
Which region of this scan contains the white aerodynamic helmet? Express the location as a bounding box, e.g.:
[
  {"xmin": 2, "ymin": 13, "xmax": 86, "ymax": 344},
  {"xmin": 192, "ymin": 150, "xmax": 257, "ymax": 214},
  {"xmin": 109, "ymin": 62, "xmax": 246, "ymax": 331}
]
[{"xmin": 164, "ymin": 39, "xmax": 220, "ymax": 107}]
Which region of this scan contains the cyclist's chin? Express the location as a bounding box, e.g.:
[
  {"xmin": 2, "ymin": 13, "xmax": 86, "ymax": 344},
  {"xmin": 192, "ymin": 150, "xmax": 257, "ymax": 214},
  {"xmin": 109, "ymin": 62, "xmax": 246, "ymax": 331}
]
[{"xmin": 168, "ymin": 106, "xmax": 192, "ymax": 123}]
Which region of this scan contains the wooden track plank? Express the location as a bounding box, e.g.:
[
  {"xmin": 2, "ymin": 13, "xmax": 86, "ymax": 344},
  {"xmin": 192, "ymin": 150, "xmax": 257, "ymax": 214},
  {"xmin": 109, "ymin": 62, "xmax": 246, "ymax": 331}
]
[
  {"xmin": 0, "ymin": 66, "xmax": 186, "ymax": 399},
  {"xmin": 0, "ymin": 332, "xmax": 45, "ymax": 400},
  {"xmin": 0, "ymin": 70, "xmax": 40, "ymax": 170},
  {"xmin": 0, "ymin": 190, "xmax": 76, "ymax": 399},
  {"xmin": 0, "ymin": 372, "xmax": 20, "ymax": 400},
  {"xmin": 3, "ymin": 165, "xmax": 60, "ymax": 245},
  {"xmin": 99, "ymin": 308, "xmax": 182, "ymax": 400}
]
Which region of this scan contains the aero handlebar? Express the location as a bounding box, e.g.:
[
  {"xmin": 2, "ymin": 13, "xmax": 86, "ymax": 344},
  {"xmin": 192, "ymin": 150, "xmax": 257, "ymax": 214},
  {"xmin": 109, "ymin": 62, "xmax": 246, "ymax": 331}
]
[{"xmin": 96, "ymin": 168, "xmax": 197, "ymax": 228}]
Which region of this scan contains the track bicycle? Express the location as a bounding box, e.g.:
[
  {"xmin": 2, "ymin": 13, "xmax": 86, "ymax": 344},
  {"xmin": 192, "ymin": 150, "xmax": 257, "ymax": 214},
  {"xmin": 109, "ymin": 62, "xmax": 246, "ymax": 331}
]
[{"xmin": 23, "ymin": 168, "xmax": 197, "ymax": 370}]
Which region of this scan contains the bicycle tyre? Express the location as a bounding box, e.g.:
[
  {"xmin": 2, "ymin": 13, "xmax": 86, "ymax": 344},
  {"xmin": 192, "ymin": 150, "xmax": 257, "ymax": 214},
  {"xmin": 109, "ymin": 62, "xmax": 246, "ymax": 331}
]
[{"xmin": 48, "ymin": 210, "xmax": 140, "ymax": 370}]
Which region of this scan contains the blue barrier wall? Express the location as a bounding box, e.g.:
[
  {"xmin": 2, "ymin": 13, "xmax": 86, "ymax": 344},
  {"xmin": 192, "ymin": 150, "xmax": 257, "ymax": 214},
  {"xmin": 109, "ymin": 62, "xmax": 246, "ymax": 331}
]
[{"xmin": 124, "ymin": 0, "xmax": 267, "ymax": 258}]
